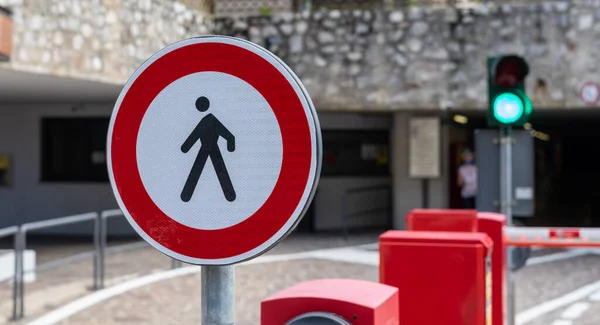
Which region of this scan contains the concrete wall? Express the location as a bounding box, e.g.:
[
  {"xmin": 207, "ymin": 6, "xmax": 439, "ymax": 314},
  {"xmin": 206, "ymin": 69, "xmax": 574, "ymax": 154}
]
[
  {"xmin": 314, "ymin": 177, "xmax": 392, "ymax": 231},
  {"xmin": 315, "ymin": 112, "xmax": 393, "ymax": 231},
  {"xmin": 0, "ymin": 110, "xmax": 397, "ymax": 234},
  {"xmin": 0, "ymin": 103, "xmax": 125, "ymax": 233},
  {"xmin": 391, "ymin": 112, "xmax": 449, "ymax": 229}
]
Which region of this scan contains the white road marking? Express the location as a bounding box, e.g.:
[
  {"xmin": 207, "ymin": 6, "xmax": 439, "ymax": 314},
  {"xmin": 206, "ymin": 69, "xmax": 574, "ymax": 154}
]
[
  {"xmin": 26, "ymin": 243, "xmax": 600, "ymax": 325},
  {"xmin": 353, "ymin": 243, "xmax": 378, "ymax": 250},
  {"xmin": 526, "ymin": 249, "xmax": 596, "ymax": 266},
  {"xmin": 24, "ymin": 244, "xmax": 370, "ymax": 325},
  {"xmin": 560, "ymin": 302, "xmax": 590, "ymax": 319},
  {"xmin": 309, "ymin": 247, "xmax": 594, "ymax": 268},
  {"xmin": 588, "ymin": 289, "xmax": 600, "ymax": 301},
  {"xmin": 551, "ymin": 320, "xmax": 573, "ymax": 325},
  {"xmin": 25, "ymin": 266, "xmax": 200, "ymax": 325},
  {"xmin": 516, "ymin": 280, "xmax": 600, "ymax": 325},
  {"xmin": 310, "ymin": 248, "xmax": 379, "ymax": 266}
]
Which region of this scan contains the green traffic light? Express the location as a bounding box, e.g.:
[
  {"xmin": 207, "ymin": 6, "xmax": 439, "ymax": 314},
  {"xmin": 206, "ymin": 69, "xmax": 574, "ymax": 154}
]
[
  {"xmin": 493, "ymin": 92, "xmax": 525, "ymax": 124},
  {"xmin": 514, "ymin": 88, "xmax": 532, "ymax": 116}
]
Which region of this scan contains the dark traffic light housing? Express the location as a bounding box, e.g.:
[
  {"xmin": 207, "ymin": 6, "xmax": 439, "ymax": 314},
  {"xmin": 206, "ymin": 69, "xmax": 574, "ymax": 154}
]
[{"xmin": 487, "ymin": 55, "xmax": 532, "ymax": 127}]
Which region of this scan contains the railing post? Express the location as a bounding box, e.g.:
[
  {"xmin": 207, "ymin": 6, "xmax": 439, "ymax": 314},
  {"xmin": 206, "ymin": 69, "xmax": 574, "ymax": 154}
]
[
  {"xmin": 11, "ymin": 229, "xmax": 21, "ymax": 320},
  {"xmin": 100, "ymin": 212, "xmax": 107, "ymax": 289},
  {"xmin": 171, "ymin": 259, "xmax": 182, "ymax": 269},
  {"xmin": 93, "ymin": 213, "xmax": 101, "ymax": 290},
  {"xmin": 18, "ymin": 230, "xmax": 25, "ymax": 319},
  {"xmin": 342, "ymin": 192, "xmax": 348, "ymax": 240}
]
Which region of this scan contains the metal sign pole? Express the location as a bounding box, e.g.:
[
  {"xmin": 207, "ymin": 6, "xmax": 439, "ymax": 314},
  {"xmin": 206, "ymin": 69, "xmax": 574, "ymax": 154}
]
[
  {"xmin": 500, "ymin": 126, "xmax": 515, "ymax": 325},
  {"xmin": 202, "ymin": 265, "xmax": 235, "ymax": 325}
]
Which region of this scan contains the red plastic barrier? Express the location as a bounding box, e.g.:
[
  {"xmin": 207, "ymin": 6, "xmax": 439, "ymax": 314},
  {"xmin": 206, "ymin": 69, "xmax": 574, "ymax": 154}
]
[
  {"xmin": 405, "ymin": 209, "xmax": 506, "ymax": 325},
  {"xmin": 380, "ymin": 230, "xmax": 492, "ymax": 325},
  {"xmin": 261, "ymin": 278, "xmax": 399, "ymax": 325},
  {"xmin": 406, "ymin": 209, "xmax": 478, "ymax": 232}
]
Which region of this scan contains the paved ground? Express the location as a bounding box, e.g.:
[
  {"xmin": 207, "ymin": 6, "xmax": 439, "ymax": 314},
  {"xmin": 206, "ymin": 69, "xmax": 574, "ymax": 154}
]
[
  {"xmin": 515, "ymin": 253, "xmax": 600, "ymax": 325},
  {"xmin": 0, "ymin": 232, "xmax": 380, "ymax": 324},
  {"xmin": 29, "ymin": 249, "xmax": 600, "ymax": 325},
  {"xmin": 60, "ymin": 259, "xmax": 377, "ymax": 325},
  {"xmin": 3, "ymin": 233, "xmax": 600, "ymax": 325},
  {"xmin": 515, "ymin": 254, "xmax": 600, "ymax": 311}
]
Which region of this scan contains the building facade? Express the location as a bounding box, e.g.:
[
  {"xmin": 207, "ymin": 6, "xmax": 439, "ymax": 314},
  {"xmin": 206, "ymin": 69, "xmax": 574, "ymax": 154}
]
[{"xmin": 1, "ymin": 0, "xmax": 599, "ymax": 234}]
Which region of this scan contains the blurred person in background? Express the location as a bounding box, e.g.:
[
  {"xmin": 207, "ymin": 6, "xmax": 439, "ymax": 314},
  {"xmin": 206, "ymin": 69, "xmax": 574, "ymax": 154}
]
[{"xmin": 457, "ymin": 148, "xmax": 477, "ymax": 209}]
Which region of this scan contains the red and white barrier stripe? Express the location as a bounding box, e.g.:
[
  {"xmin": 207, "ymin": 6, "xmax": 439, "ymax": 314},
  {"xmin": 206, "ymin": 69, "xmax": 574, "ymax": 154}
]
[{"xmin": 504, "ymin": 227, "xmax": 600, "ymax": 247}]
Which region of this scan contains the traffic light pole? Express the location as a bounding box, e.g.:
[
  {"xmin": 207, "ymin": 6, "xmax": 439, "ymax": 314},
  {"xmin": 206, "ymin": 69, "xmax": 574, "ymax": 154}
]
[{"xmin": 500, "ymin": 126, "xmax": 515, "ymax": 325}]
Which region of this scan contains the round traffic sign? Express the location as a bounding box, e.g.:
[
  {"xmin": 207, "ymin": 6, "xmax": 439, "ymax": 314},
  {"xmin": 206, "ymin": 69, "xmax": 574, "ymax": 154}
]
[
  {"xmin": 580, "ymin": 81, "xmax": 600, "ymax": 105},
  {"xmin": 107, "ymin": 36, "xmax": 321, "ymax": 266}
]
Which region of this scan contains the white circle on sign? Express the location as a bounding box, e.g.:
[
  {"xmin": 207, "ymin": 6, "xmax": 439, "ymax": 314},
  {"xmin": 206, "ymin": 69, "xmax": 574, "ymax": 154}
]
[
  {"xmin": 136, "ymin": 71, "xmax": 283, "ymax": 230},
  {"xmin": 581, "ymin": 83, "xmax": 599, "ymax": 104}
]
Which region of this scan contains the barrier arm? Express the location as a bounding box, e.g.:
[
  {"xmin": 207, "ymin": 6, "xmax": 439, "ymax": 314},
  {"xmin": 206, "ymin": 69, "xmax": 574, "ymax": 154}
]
[{"xmin": 505, "ymin": 226, "xmax": 600, "ymax": 248}]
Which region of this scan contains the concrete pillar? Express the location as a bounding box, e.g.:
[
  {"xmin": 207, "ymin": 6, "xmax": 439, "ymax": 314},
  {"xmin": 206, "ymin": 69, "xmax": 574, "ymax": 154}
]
[
  {"xmin": 430, "ymin": 123, "xmax": 449, "ymax": 208},
  {"xmin": 391, "ymin": 112, "xmax": 449, "ymax": 229}
]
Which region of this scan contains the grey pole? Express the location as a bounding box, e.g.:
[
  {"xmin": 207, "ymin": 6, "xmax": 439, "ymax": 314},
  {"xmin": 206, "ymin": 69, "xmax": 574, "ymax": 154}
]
[
  {"xmin": 341, "ymin": 192, "xmax": 348, "ymax": 240},
  {"xmin": 18, "ymin": 231, "xmax": 26, "ymax": 319},
  {"xmin": 12, "ymin": 231, "xmax": 21, "ymax": 320},
  {"xmin": 201, "ymin": 265, "xmax": 235, "ymax": 325},
  {"xmin": 500, "ymin": 126, "xmax": 514, "ymax": 325},
  {"xmin": 99, "ymin": 215, "xmax": 107, "ymax": 289},
  {"xmin": 93, "ymin": 215, "xmax": 101, "ymax": 290}
]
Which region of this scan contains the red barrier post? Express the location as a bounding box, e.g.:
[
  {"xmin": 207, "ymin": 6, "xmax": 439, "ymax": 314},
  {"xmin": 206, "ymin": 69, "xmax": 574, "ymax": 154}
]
[
  {"xmin": 406, "ymin": 209, "xmax": 478, "ymax": 232},
  {"xmin": 405, "ymin": 209, "xmax": 507, "ymax": 325},
  {"xmin": 261, "ymin": 278, "xmax": 399, "ymax": 325},
  {"xmin": 380, "ymin": 230, "xmax": 493, "ymax": 325}
]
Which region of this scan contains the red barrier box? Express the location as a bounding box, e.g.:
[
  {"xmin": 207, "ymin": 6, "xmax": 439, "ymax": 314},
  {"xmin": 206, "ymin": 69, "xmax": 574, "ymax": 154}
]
[
  {"xmin": 380, "ymin": 230, "xmax": 493, "ymax": 325},
  {"xmin": 406, "ymin": 209, "xmax": 478, "ymax": 232},
  {"xmin": 261, "ymin": 278, "xmax": 399, "ymax": 325},
  {"xmin": 405, "ymin": 209, "xmax": 507, "ymax": 325}
]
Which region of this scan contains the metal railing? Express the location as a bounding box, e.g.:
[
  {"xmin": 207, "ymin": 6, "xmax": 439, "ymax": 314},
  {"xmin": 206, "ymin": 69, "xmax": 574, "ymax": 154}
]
[
  {"xmin": 341, "ymin": 184, "xmax": 392, "ymax": 240},
  {"xmin": 12, "ymin": 212, "xmax": 98, "ymax": 320},
  {"xmin": 2, "ymin": 208, "xmax": 181, "ymax": 321},
  {"xmin": 98, "ymin": 209, "xmax": 183, "ymax": 289},
  {"xmin": 99, "ymin": 209, "xmax": 122, "ymax": 289}
]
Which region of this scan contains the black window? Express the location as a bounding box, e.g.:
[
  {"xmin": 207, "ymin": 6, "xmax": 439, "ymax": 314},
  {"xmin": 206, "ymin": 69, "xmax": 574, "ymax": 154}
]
[
  {"xmin": 322, "ymin": 130, "xmax": 390, "ymax": 176},
  {"xmin": 41, "ymin": 117, "xmax": 109, "ymax": 182}
]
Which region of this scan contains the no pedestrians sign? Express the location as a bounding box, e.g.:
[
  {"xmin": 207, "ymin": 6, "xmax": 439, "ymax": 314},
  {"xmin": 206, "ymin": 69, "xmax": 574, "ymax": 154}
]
[{"xmin": 107, "ymin": 36, "xmax": 321, "ymax": 266}]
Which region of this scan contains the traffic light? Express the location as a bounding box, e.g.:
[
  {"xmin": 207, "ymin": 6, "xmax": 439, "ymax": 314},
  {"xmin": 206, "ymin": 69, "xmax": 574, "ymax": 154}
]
[{"xmin": 487, "ymin": 55, "xmax": 532, "ymax": 127}]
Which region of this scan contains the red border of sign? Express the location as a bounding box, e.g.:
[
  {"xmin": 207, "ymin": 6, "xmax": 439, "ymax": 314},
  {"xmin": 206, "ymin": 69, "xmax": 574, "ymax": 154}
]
[
  {"xmin": 110, "ymin": 42, "xmax": 312, "ymax": 260},
  {"xmin": 580, "ymin": 81, "xmax": 600, "ymax": 106}
]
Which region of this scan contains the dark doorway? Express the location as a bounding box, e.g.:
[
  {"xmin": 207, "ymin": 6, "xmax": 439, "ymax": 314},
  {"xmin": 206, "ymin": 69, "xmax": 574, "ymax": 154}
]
[
  {"xmin": 527, "ymin": 110, "xmax": 600, "ymax": 226},
  {"xmin": 448, "ymin": 108, "xmax": 600, "ymax": 227}
]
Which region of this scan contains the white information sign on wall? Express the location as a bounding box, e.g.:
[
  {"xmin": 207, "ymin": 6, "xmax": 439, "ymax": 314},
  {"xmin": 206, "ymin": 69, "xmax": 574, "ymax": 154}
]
[{"xmin": 409, "ymin": 117, "xmax": 440, "ymax": 179}]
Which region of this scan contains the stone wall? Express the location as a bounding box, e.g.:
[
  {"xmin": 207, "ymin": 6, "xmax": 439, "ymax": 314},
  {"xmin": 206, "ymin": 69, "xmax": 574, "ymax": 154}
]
[
  {"xmin": 214, "ymin": 0, "xmax": 294, "ymax": 16},
  {"xmin": 0, "ymin": 0, "xmax": 211, "ymax": 85},
  {"xmin": 1, "ymin": 0, "xmax": 599, "ymax": 110},
  {"xmin": 214, "ymin": 3, "xmax": 600, "ymax": 110}
]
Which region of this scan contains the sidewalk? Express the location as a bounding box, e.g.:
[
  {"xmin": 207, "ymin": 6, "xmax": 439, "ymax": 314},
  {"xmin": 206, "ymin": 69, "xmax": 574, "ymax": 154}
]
[
  {"xmin": 37, "ymin": 248, "xmax": 600, "ymax": 325},
  {"xmin": 61, "ymin": 258, "xmax": 377, "ymax": 325},
  {"xmin": 0, "ymin": 232, "xmax": 380, "ymax": 324}
]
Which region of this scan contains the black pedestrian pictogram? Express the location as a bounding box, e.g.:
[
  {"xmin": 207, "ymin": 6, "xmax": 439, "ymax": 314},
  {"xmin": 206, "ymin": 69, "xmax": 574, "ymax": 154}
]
[{"xmin": 180, "ymin": 96, "xmax": 236, "ymax": 202}]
